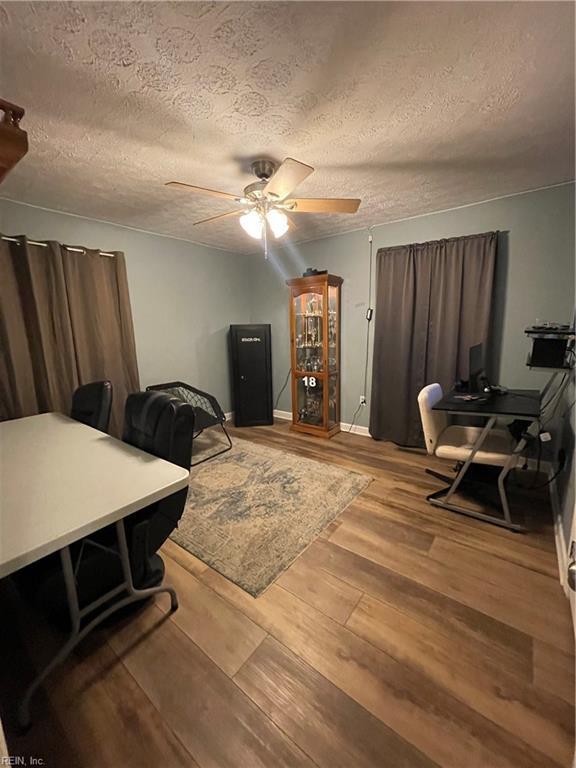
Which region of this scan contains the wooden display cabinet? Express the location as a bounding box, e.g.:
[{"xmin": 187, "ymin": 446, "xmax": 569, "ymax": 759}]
[
  {"xmin": 0, "ymin": 99, "xmax": 28, "ymax": 183},
  {"xmin": 286, "ymin": 273, "xmax": 342, "ymax": 438}
]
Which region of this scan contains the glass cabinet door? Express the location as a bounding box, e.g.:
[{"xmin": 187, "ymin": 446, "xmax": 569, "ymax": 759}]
[
  {"xmin": 296, "ymin": 374, "xmax": 324, "ymax": 427},
  {"xmin": 293, "ymin": 289, "xmax": 324, "ymax": 374},
  {"xmin": 328, "ymin": 374, "xmax": 338, "ymax": 429},
  {"xmin": 328, "ymin": 284, "xmax": 338, "ymax": 372}
]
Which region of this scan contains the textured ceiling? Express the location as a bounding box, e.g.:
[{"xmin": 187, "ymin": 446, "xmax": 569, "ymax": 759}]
[{"xmin": 0, "ymin": 1, "xmax": 574, "ymax": 253}]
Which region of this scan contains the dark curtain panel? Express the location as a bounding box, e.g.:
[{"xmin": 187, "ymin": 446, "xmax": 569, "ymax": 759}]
[
  {"xmin": 62, "ymin": 249, "xmax": 140, "ymax": 435},
  {"xmin": 0, "ymin": 238, "xmax": 78, "ymax": 419},
  {"xmin": 0, "ymin": 236, "xmax": 140, "ymax": 435},
  {"xmin": 369, "ymin": 231, "xmax": 497, "ymax": 446}
]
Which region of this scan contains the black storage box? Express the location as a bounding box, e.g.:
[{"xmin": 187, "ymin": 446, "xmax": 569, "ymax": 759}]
[{"xmin": 529, "ymin": 337, "xmax": 568, "ymax": 368}]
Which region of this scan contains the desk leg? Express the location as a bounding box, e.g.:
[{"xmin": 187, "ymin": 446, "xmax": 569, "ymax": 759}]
[
  {"xmin": 497, "ymin": 434, "xmax": 530, "ymax": 525},
  {"xmin": 444, "ymin": 416, "xmax": 496, "ymax": 502},
  {"xmin": 17, "ymin": 547, "xmax": 80, "ymax": 729},
  {"xmin": 427, "ymin": 416, "xmax": 525, "ymax": 532},
  {"xmin": 17, "ymin": 520, "xmax": 177, "ymax": 729},
  {"xmin": 114, "ymin": 520, "xmax": 178, "ymax": 611}
]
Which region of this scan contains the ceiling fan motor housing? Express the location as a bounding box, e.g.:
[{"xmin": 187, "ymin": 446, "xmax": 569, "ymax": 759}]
[
  {"xmin": 251, "ymin": 159, "xmax": 276, "ymax": 181},
  {"xmin": 243, "ymin": 160, "xmax": 278, "ymax": 200}
]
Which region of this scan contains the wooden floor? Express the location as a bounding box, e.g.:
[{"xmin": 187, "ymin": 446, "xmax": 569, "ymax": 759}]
[{"xmin": 1, "ymin": 421, "xmax": 574, "ymax": 768}]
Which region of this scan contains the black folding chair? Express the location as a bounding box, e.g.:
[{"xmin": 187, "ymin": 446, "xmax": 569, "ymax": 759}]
[{"xmin": 146, "ymin": 381, "xmax": 232, "ymax": 466}]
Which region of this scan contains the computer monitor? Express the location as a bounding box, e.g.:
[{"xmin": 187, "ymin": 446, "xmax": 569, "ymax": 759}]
[{"xmin": 469, "ymin": 343, "xmax": 488, "ymax": 394}]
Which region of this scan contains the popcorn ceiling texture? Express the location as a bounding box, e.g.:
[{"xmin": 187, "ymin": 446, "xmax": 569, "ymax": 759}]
[{"xmin": 0, "ymin": 1, "xmax": 573, "ymax": 253}]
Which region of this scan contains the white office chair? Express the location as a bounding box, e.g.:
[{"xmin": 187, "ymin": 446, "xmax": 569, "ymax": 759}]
[{"xmin": 418, "ymin": 383, "xmax": 523, "ymax": 528}]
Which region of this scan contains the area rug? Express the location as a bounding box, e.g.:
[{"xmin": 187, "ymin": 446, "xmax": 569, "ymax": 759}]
[{"xmin": 171, "ymin": 438, "xmax": 371, "ymax": 596}]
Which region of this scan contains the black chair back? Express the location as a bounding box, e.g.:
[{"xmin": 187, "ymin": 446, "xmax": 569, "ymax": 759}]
[
  {"xmin": 122, "ymin": 391, "xmax": 194, "ymax": 586},
  {"xmin": 122, "ymin": 390, "xmax": 193, "ymax": 468},
  {"xmin": 71, "ymin": 381, "xmax": 113, "ymax": 432}
]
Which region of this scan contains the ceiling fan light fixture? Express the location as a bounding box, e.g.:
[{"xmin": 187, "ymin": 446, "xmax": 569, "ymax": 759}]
[
  {"xmin": 266, "ymin": 208, "xmax": 289, "ymax": 238},
  {"xmin": 240, "ymin": 210, "xmax": 263, "ymax": 240},
  {"xmin": 167, "ymin": 157, "xmax": 361, "ymax": 250}
]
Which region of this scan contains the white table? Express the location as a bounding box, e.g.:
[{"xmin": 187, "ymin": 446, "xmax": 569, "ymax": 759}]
[{"xmin": 0, "ymin": 412, "xmax": 190, "ymax": 726}]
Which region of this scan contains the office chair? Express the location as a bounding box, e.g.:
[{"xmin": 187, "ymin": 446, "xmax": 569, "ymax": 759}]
[
  {"xmin": 418, "ymin": 383, "xmax": 521, "ymax": 524},
  {"xmin": 120, "ymin": 391, "xmax": 194, "ymax": 587},
  {"xmin": 71, "ymin": 380, "xmax": 113, "ymax": 432}
]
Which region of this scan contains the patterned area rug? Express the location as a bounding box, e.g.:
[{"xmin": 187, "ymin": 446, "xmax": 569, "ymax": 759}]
[{"xmin": 171, "ymin": 437, "xmax": 371, "ymax": 596}]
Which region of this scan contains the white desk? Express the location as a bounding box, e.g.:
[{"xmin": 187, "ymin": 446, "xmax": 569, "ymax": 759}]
[{"xmin": 0, "ymin": 412, "xmax": 190, "ymax": 726}]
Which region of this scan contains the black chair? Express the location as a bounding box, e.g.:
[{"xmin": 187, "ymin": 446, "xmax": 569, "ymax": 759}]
[
  {"xmin": 71, "ymin": 380, "xmax": 113, "ymax": 432},
  {"xmin": 120, "ymin": 391, "xmax": 194, "ymax": 587},
  {"xmin": 146, "ymin": 381, "xmax": 232, "ymax": 466}
]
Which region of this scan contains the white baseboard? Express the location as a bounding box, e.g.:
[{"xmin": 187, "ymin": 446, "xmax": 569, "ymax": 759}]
[
  {"xmin": 340, "ymin": 421, "xmax": 371, "ymax": 436},
  {"xmin": 549, "ymin": 466, "xmax": 570, "ymax": 597},
  {"xmin": 273, "ymin": 409, "xmax": 371, "ymax": 435},
  {"xmin": 226, "ymin": 410, "xmax": 292, "ymax": 422},
  {"xmin": 229, "ymin": 407, "xmax": 372, "ymax": 435}
]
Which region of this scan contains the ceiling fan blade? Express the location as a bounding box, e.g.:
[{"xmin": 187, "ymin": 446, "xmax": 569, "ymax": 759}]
[
  {"xmin": 264, "ymin": 158, "xmax": 314, "ymax": 200},
  {"xmin": 285, "ymin": 198, "xmax": 361, "ymax": 214},
  {"xmin": 193, "ymin": 209, "xmax": 245, "ymax": 226},
  {"xmin": 166, "ymin": 181, "xmax": 241, "ymax": 202}
]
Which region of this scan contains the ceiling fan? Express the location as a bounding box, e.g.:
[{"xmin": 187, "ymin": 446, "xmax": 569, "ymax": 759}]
[{"xmin": 166, "ymin": 157, "xmax": 361, "ymax": 256}]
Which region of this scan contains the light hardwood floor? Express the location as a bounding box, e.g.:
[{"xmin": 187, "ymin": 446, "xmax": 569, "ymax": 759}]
[{"xmin": 1, "ymin": 421, "xmax": 574, "ymax": 768}]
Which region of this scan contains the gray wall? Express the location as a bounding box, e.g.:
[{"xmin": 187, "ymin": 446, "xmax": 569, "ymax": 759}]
[
  {"xmin": 0, "ymin": 198, "xmax": 257, "ymax": 412},
  {"xmin": 2, "ymin": 185, "xmax": 574, "ymax": 544},
  {"xmin": 3, "ymin": 184, "xmax": 573, "ymax": 423},
  {"xmin": 250, "ymin": 183, "xmax": 575, "ymax": 427}
]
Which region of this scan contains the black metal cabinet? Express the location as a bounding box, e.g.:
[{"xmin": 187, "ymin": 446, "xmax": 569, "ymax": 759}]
[{"xmin": 229, "ymin": 324, "xmax": 273, "ymax": 427}]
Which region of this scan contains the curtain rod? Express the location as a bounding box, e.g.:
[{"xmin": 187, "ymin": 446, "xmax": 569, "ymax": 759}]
[{"xmin": 1, "ymin": 235, "xmax": 115, "ymax": 258}]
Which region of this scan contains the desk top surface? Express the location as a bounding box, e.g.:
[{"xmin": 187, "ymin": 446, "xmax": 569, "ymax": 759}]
[
  {"xmin": 432, "ymin": 389, "xmax": 541, "ymax": 418},
  {"xmin": 0, "ymin": 413, "xmax": 190, "ymax": 578}
]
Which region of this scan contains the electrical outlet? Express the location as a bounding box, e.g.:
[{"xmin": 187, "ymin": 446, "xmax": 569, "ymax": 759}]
[{"xmin": 359, "ymin": 395, "xmax": 367, "ymax": 406}]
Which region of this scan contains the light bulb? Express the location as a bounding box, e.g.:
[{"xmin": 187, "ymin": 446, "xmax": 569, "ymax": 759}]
[
  {"xmin": 240, "ymin": 210, "xmax": 263, "ymax": 239},
  {"xmin": 266, "ymin": 208, "xmax": 289, "ymax": 238}
]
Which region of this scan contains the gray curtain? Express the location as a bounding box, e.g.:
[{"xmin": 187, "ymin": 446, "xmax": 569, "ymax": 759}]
[
  {"xmin": 369, "ymin": 231, "xmax": 497, "ymax": 446},
  {"xmin": 0, "ymin": 236, "xmax": 140, "ymax": 436}
]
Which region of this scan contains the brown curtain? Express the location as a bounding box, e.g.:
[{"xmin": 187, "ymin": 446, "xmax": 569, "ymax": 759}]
[
  {"xmin": 0, "ymin": 236, "xmax": 140, "ymax": 435},
  {"xmin": 369, "ymin": 231, "xmax": 497, "ymax": 446}
]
